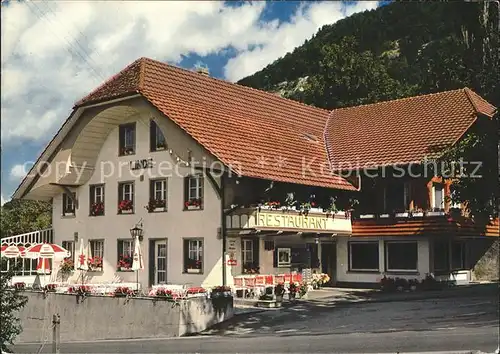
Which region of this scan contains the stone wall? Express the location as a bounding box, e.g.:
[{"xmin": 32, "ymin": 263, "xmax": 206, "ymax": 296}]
[
  {"xmin": 15, "ymin": 292, "xmax": 233, "ymax": 343},
  {"xmin": 471, "ymin": 239, "xmax": 499, "ymax": 281}
]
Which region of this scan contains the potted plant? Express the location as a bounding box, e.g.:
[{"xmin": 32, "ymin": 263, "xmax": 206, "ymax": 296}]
[
  {"xmin": 394, "ymin": 277, "xmax": 408, "ymax": 292},
  {"xmin": 117, "ymin": 255, "xmax": 133, "ymax": 271},
  {"xmin": 63, "ymin": 207, "xmax": 75, "ymax": 216},
  {"xmin": 274, "ymin": 283, "xmax": 285, "ymax": 302},
  {"xmin": 324, "ymin": 196, "xmax": 338, "ymax": 218},
  {"xmin": 211, "ymin": 285, "xmax": 232, "ymax": 298},
  {"xmin": 13, "ymin": 282, "xmax": 25, "ymax": 291},
  {"xmin": 186, "ymin": 287, "xmax": 206, "ymax": 296},
  {"xmin": 69, "ymin": 285, "xmax": 91, "ymax": 296},
  {"xmin": 320, "ymin": 273, "xmax": 330, "ymax": 286},
  {"xmin": 118, "ymin": 200, "xmax": 133, "ymax": 214},
  {"xmin": 408, "ymin": 279, "xmax": 419, "ymax": 292},
  {"xmin": 185, "ymin": 258, "xmax": 202, "ymax": 273},
  {"xmin": 114, "ymin": 286, "xmax": 132, "ymax": 297},
  {"xmin": 44, "ymin": 284, "xmax": 57, "ymax": 292},
  {"xmin": 121, "ymin": 147, "xmax": 134, "ymax": 155},
  {"xmin": 380, "ymin": 276, "xmax": 396, "ymax": 292},
  {"xmin": 263, "ymin": 201, "xmax": 281, "ymax": 210},
  {"xmin": 146, "ymin": 199, "xmax": 166, "ymax": 212},
  {"xmin": 288, "ymin": 282, "xmax": 298, "ymax": 300},
  {"xmin": 88, "ymin": 256, "xmax": 103, "ymax": 271},
  {"xmin": 185, "ymin": 198, "xmax": 202, "ymax": 210},
  {"xmin": 60, "ymin": 258, "xmax": 74, "ymax": 274},
  {"xmin": 156, "ymin": 288, "xmax": 174, "ymax": 300},
  {"xmin": 90, "ymin": 202, "xmax": 104, "ymax": 216}
]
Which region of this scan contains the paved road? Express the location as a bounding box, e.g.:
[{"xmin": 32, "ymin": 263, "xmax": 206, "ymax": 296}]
[{"xmin": 12, "ymin": 286, "xmax": 500, "ymax": 353}]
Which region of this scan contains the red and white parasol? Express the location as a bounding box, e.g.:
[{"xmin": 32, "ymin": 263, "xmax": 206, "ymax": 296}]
[
  {"xmin": 0, "ymin": 244, "xmax": 26, "ymax": 258},
  {"xmin": 25, "ymin": 243, "xmax": 70, "ymax": 260},
  {"xmin": 36, "ymin": 258, "xmax": 51, "ymax": 275}
]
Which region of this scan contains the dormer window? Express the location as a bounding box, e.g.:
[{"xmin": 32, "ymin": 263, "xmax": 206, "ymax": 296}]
[
  {"xmin": 119, "ymin": 123, "xmax": 136, "ymax": 156},
  {"xmin": 62, "ymin": 192, "xmax": 76, "ymax": 216},
  {"xmin": 150, "ymin": 120, "xmax": 166, "ymax": 151},
  {"xmin": 432, "ymin": 183, "xmax": 444, "ymax": 211}
]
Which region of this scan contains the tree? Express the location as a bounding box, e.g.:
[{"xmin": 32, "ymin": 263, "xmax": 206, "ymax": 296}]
[
  {"xmin": 0, "ymin": 200, "xmax": 52, "ymax": 238},
  {"xmin": 0, "ymin": 261, "xmax": 28, "ymax": 352},
  {"xmin": 299, "ymin": 37, "xmax": 414, "ymax": 109},
  {"xmin": 433, "ymin": 114, "xmax": 499, "ymax": 221}
]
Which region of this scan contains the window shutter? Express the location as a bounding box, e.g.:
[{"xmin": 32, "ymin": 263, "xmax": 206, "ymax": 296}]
[
  {"xmin": 62, "ymin": 194, "xmax": 67, "ymax": 212},
  {"xmin": 150, "ymin": 120, "xmax": 155, "ymax": 151},
  {"xmin": 273, "ymin": 247, "xmax": 278, "ymax": 268},
  {"xmin": 117, "ymin": 240, "xmax": 122, "ymax": 264},
  {"xmin": 183, "ymin": 239, "xmax": 189, "ymax": 271},
  {"xmin": 119, "ymin": 126, "xmax": 124, "ymax": 152},
  {"xmin": 183, "ymin": 176, "xmax": 189, "ymax": 206},
  {"xmin": 200, "ymin": 175, "xmax": 204, "ymax": 205},
  {"xmin": 253, "ymin": 238, "xmax": 259, "ymax": 267},
  {"xmin": 89, "ymin": 186, "xmax": 93, "ymax": 213},
  {"xmin": 148, "ymin": 240, "xmax": 155, "ymax": 286},
  {"xmin": 149, "ymin": 179, "xmax": 154, "ymax": 201},
  {"xmin": 118, "ymin": 183, "xmax": 123, "ymax": 203}
]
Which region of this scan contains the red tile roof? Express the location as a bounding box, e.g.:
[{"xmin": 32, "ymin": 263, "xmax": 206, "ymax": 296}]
[
  {"xmin": 76, "ymin": 58, "xmax": 356, "ymax": 191},
  {"xmin": 324, "ymin": 88, "xmax": 497, "ymax": 170}
]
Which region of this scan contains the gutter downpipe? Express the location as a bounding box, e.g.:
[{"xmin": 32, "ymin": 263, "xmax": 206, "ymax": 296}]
[{"xmin": 221, "ymin": 173, "xmax": 227, "ymax": 286}]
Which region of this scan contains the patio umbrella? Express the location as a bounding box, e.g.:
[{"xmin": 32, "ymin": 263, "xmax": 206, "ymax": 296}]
[
  {"xmin": 36, "ymin": 258, "xmax": 51, "ymax": 275},
  {"xmin": 131, "ymin": 236, "xmax": 144, "ymax": 292},
  {"xmin": 1, "ymin": 244, "xmax": 26, "ymax": 258},
  {"xmin": 25, "ymin": 243, "xmax": 70, "ymax": 260},
  {"xmin": 75, "ymin": 239, "xmax": 88, "ymax": 271}
]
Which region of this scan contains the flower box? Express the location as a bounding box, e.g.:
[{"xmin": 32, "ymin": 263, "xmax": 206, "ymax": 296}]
[
  {"xmin": 186, "ymin": 268, "xmax": 201, "ymax": 274},
  {"xmin": 379, "ymin": 214, "xmax": 390, "ymax": 218},
  {"xmin": 426, "ymin": 211, "xmax": 445, "ymax": 216},
  {"xmin": 118, "ymin": 267, "xmax": 133, "ymax": 272},
  {"xmin": 360, "ymin": 214, "xmax": 375, "ymax": 219},
  {"xmin": 63, "ymin": 211, "xmax": 75, "ymax": 217},
  {"xmin": 120, "ymin": 209, "xmax": 133, "ymax": 214},
  {"xmin": 395, "ymin": 212, "xmax": 409, "ymax": 218},
  {"xmin": 187, "ymin": 205, "xmax": 201, "ymax": 210},
  {"xmin": 412, "ymin": 212, "xmax": 424, "ymax": 217},
  {"xmin": 89, "ymin": 267, "xmax": 102, "ymax": 272}
]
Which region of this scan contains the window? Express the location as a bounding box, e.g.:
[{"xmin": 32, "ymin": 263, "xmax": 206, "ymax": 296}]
[
  {"xmin": 89, "ymin": 184, "xmax": 105, "ymax": 216},
  {"xmin": 183, "ymin": 239, "xmax": 203, "ymax": 274},
  {"xmin": 277, "ymin": 248, "xmax": 291, "ymax": 267},
  {"xmin": 150, "ymin": 120, "xmax": 166, "ymax": 151},
  {"xmin": 242, "ymin": 239, "xmax": 253, "ymax": 264},
  {"xmin": 119, "ymin": 123, "xmax": 136, "ymax": 156},
  {"xmin": 451, "ymin": 241, "xmax": 466, "ymax": 270},
  {"xmin": 433, "ymin": 239, "xmax": 449, "ymax": 272},
  {"xmin": 89, "ymin": 240, "xmax": 104, "ymax": 271},
  {"xmin": 184, "ymin": 174, "xmax": 203, "ymax": 210},
  {"xmin": 148, "ymin": 178, "xmax": 167, "ymax": 212},
  {"xmin": 61, "ymin": 240, "xmax": 75, "ymax": 263},
  {"xmin": 384, "ymin": 181, "xmax": 411, "ymax": 212},
  {"xmin": 118, "ymin": 182, "xmax": 134, "ymax": 214},
  {"xmin": 432, "ymin": 183, "xmax": 444, "ymax": 210},
  {"xmin": 385, "ymin": 241, "xmax": 418, "ymax": 272},
  {"xmin": 349, "ymin": 242, "xmax": 379, "ymax": 271},
  {"xmin": 62, "ymin": 192, "xmax": 76, "ymax": 216},
  {"xmin": 117, "ymin": 239, "xmax": 134, "ymax": 270}
]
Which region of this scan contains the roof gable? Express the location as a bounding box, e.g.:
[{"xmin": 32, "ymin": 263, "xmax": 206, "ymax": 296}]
[{"xmin": 77, "ymin": 57, "xmax": 355, "ymax": 190}]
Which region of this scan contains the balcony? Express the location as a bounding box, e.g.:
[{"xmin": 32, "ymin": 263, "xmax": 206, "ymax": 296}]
[
  {"xmin": 226, "ymin": 206, "xmax": 352, "ymax": 236},
  {"xmin": 0, "ymin": 229, "xmax": 54, "ymax": 246}
]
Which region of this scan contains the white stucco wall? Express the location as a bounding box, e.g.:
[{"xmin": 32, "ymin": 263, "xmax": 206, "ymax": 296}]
[
  {"xmin": 336, "ymin": 236, "xmax": 431, "ymax": 284},
  {"xmin": 52, "ymin": 110, "xmax": 223, "ymax": 290}
]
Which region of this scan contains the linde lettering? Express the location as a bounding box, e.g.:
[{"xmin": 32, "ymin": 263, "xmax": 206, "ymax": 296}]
[
  {"xmin": 257, "ymin": 213, "xmax": 328, "ymax": 230},
  {"xmin": 130, "ymin": 158, "xmax": 154, "ymax": 170}
]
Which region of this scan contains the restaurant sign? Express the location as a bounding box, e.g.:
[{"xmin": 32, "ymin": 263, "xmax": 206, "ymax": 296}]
[{"xmin": 255, "ymin": 211, "xmax": 348, "ymax": 232}]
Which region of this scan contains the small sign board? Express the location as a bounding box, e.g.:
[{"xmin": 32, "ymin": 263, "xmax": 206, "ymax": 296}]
[{"xmin": 227, "ymin": 259, "xmax": 237, "ymax": 266}]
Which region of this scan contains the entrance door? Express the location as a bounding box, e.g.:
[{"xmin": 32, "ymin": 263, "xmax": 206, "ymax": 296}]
[
  {"xmin": 154, "ymin": 240, "xmax": 167, "ymax": 284},
  {"xmin": 321, "ymin": 242, "xmax": 336, "ymax": 286}
]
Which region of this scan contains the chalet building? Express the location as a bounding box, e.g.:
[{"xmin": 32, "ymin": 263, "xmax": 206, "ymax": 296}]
[{"xmin": 4, "ymin": 57, "xmax": 498, "ymax": 289}]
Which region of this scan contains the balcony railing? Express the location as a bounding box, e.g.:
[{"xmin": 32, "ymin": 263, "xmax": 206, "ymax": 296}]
[{"xmin": 0, "ymin": 229, "xmax": 54, "ymax": 246}]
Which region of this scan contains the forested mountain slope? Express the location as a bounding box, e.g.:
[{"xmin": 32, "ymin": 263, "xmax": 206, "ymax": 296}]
[{"xmin": 238, "ymin": 2, "xmax": 499, "ymax": 110}]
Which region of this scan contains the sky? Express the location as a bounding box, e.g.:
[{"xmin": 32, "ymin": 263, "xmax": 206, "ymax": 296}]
[{"xmin": 0, "ymin": 0, "xmax": 381, "ymax": 205}]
